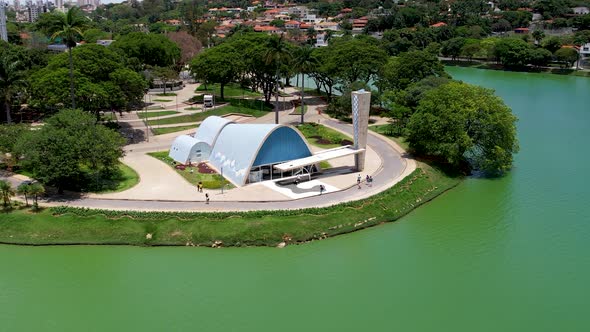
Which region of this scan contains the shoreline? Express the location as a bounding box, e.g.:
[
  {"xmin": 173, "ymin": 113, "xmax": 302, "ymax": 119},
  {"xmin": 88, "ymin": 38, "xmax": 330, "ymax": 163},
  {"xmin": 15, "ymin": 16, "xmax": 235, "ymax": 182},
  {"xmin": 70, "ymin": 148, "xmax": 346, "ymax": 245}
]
[
  {"xmin": 0, "ymin": 165, "xmax": 461, "ymax": 248},
  {"xmin": 443, "ymin": 60, "xmax": 590, "ymax": 77}
]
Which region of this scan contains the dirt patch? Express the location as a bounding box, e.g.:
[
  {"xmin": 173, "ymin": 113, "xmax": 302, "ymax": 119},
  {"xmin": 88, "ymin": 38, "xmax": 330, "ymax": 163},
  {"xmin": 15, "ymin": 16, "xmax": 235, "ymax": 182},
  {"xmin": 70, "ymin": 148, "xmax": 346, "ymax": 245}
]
[
  {"xmin": 197, "ymin": 162, "xmax": 217, "ymax": 174},
  {"xmin": 341, "ymin": 139, "xmax": 353, "ymax": 146},
  {"xmin": 316, "ymin": 138, "xmax": 332, "ymax": 145}
]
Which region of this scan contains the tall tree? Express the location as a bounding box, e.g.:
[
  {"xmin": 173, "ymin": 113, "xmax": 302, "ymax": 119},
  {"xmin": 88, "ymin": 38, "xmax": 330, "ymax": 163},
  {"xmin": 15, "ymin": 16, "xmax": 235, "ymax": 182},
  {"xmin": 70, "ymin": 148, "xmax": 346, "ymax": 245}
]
[
  {"xmin": 0, "ymin": 53, "xmax": 26, "ymax": 124},
  {"xmin": 407, "ymin": 82, "xmax": 519, "ymax": 174},
  {"xmin": 15, "ymin": 109, "xmax": 125, "ymax": 193},
  {"xmin": 293, "ymin": 46, "xmax": 318, "ymax": 124},
  {"xmin": 0, "ymin": 180, "xmax": 15, "ymax": 207},
  {"xmin": 380, "ymin": 50, "xmax": 449, "ymax": 91},
  {"xmin": 265, "ymin": 35, "xmax": 292, "ymax": 124},
  {"xmin": 46, "ymin": 7, "xmax": 88, "ymax": 109},
  {"xmin": 151, "ymin": 66, "xmax": 178, "ymax": 95},
  {"xmin": 110, "ymin": 32, "xmax": 181, "ymax": 68},
  {"xmin": 190, "ymin": 44, "xmax": 243, "ymax": 100}
]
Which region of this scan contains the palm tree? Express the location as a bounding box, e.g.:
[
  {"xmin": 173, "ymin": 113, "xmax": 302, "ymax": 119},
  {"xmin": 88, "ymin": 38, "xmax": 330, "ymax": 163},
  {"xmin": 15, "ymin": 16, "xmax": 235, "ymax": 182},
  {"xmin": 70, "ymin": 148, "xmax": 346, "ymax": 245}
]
[
  {"xmin": 0, "ymin": 54, "xmax": 25, "ymax": 124},
  {"xmin": 293, "ymin": 46, "xmax": 318, "ymax": 124},
  {"xmin": 16, "ymin": 182, "xmax": 32, "ymax": 207},
  {"xmin": 28, "ymin": 183, "xmax": 45, "ymax": 210},
  {"xmin": 264, "ymin": 35, "xmax": 292, "ymax": 124},
  {"xmin": 0, "ymin": 180, "xmax": 15, "ymax": 207},
  {"xmin": 49, "ymin": 7, "xmax": 87, "ymax": 109}
]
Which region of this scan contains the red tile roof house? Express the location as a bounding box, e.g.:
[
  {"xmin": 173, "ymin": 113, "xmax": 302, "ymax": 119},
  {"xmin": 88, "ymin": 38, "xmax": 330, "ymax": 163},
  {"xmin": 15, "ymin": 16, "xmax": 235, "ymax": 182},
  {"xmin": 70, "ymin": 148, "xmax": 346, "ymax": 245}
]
[
  {"xmin": 514, "ymin": 27, "xmax": 530, "ymax": 34},
  {"xmin": 254, "ymin": 25, "xmax": 282, "ymax": 34},
  {"xmin": 430, "ymin": 22, "xmax": 447, "ymax": 28},
  {"xmin": 285, "ymin": 20, "xmax": 301, "ymax": 29},
  {"xmin": 352, "ymin": 18, "xmax": 368, "ymax": 29}
]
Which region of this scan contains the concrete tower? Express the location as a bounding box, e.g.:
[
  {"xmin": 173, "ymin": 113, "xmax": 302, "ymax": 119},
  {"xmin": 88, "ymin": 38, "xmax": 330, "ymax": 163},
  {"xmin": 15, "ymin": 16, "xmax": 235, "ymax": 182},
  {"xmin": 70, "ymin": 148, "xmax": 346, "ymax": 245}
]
[
  {"xmin": 0, "ymin": 0, "xmax": 7, "ymax": 42},
  {"xmin": 351, "ymin": 89, "xmax": 371, "ymax": 171}
]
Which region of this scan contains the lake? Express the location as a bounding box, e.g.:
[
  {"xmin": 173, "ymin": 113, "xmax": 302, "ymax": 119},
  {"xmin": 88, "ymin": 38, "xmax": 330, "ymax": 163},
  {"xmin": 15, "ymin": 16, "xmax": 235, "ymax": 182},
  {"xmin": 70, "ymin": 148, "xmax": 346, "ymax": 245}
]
[{"xmin": 1, "ymin": 67, "xmax": 589, "ymax": 331}]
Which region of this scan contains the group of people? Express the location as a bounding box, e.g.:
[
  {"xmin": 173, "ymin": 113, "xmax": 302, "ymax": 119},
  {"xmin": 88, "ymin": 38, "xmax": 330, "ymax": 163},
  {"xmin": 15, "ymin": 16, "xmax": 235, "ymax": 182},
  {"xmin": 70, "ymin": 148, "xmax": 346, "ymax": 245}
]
[
  {"xmin": 196, "ymin": 181, "xmax": 210, "ymax": 204},
  {"xmin": 357, "ymin": 174, "xmax": 374, "ymax": 189}
]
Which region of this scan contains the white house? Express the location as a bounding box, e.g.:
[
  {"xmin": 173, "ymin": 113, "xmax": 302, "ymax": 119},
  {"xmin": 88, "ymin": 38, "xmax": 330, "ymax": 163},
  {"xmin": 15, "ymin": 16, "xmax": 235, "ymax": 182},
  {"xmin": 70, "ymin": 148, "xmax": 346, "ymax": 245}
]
[{"xmin": 580, "ymin": 43, "xmax": 590, "ymax": 57}]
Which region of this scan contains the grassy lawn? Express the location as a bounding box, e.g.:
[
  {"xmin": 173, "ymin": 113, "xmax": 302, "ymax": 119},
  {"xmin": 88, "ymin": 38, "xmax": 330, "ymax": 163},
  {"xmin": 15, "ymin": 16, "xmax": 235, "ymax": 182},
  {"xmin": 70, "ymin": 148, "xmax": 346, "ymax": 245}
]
[
  {"xmin": 153, "ymin": 99, "xmax": 173, "ymax": 102},
  {"xmin": 196, "ymin": 83, "xmax": 262, "ymax": 98},
  {"xmin": 94, "ymin": 163, "xmax": 140, "ymax": 193},
  {"xmin": 12, "ymin": 163, "xmax": 139, "ymax": 194},
  {"xmin": 185, "ymin": 107, "xmax": 201, "ymax": 111},
  {"xmin": 156, "ymin": 93, "xmax": 177, "ymax": 96},
  {"xmin": 296, "ymin": 123, "xmax": 352, "ymax": 149},
  {"xmin": 0, "ymin": 164, "xmax": 460, "ymax": 247},
  {"xmin": 147, "ymin": 104, "xmax": 268, "ymax": 126},
  {"xmin": 147, "ymin": 151, "xmax": 230, "ymax": 189},
  {"xmin": 152, "ymin": 125, "xmax": 197, "ymax": 135},
  {"xmin": 370, "ymin": 124, "xmax": 409, "ymax": 150},
  {"xmin": 147, "ymin": 106, "xmax": 165, "ymax": 110},
  {"xmin": 137, "ymin": 111, "xmax": 179, "ymax": 119}
]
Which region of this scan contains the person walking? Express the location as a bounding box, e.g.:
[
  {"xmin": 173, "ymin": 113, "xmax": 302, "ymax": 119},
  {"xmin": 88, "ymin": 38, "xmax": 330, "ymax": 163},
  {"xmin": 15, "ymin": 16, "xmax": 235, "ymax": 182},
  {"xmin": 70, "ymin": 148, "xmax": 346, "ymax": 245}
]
[
  {"xmin": 357, "ymin": 174, "xmax": 362, "ymax": 189},
  {"xmin": 319, "ymin": 184, "xmax": 325, "ymax": 195},
  {"xmin": 205, "ymin": 193, "xmax": 210, "ymax": 204},
  {"xmin": 198, "ymin": 181, "xmax": 203, "ymax": 193},
  {"xmin": 368, "ymin": 175, "xmax": 373, "ymax": 187}
]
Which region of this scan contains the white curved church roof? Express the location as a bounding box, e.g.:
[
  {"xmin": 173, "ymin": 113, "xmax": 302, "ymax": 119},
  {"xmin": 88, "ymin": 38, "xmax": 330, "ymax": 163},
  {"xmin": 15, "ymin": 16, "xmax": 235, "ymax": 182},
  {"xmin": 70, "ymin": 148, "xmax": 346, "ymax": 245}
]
[
  {"xmin": 209, "ymin": 123, "xmax": 312, "ymax": 186},
  {"xmin": 195, "ymin": 116, "xmax": 234, "ymax": 146}
]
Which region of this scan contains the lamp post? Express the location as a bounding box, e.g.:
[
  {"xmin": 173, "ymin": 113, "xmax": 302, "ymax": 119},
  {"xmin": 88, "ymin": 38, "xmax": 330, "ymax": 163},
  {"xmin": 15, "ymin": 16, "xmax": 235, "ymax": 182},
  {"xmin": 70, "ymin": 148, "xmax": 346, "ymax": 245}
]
[{"xmin": 221, "ymin": 167, "xmax": 224, "ymax": 194}]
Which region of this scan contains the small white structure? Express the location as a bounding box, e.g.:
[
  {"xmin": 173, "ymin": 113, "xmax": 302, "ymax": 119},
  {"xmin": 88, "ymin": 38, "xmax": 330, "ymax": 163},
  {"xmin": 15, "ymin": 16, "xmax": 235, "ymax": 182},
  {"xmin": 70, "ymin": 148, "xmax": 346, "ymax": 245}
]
[
  {"xmin": 580, "ymin": 43, "xmax": 590, "ymax": 57},
  {"xmin": 169, "ymin": 135, "xmax": 211, "ymax": 164},
  {"xmin": 169, "ymin": 116, "xmax": 234, "ymax": 164},
  {"xmin": 204, "ymin": 94, "xmax": 214, "ymax": 108}
]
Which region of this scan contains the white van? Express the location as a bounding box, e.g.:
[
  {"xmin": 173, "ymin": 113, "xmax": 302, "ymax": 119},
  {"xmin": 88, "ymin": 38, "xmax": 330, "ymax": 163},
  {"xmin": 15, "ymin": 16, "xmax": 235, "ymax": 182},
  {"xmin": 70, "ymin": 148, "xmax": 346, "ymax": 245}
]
[{"xmin": 204, "ymin": 95, "xmax": 214, "ymax": 108}]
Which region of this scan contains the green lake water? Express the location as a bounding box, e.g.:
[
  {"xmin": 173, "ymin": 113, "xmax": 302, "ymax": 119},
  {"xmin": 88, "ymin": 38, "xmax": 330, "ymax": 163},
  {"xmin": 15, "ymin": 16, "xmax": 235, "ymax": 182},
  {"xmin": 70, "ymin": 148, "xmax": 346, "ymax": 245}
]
[{"xmin": 1, "ymin": 68, "xmax": 589, "ymax": 331}]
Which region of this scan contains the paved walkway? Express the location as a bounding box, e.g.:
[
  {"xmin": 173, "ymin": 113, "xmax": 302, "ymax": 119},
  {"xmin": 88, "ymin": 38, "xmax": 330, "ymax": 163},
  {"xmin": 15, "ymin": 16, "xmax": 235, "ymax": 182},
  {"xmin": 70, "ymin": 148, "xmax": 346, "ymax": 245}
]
[{"xmin": 1, "ymin": 86, "xmax": 416, "ymax": 212}]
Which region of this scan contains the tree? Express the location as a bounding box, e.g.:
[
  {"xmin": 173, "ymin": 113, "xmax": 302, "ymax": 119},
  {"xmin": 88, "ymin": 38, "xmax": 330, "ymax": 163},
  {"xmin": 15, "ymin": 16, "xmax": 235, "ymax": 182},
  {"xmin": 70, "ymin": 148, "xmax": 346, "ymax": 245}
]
[
  {"xmin": 190, "ymin": 44, "xmax": 243, "ymax": 100},
  {"xmin": 407, "ymin": 82, "xmax": 519, "ymax": 174},
  {"xmin": 293, "ymin": 46, "xmax": 318, "ymax": 124},
  {"xmin": 16, "ymin": 182, "xmax": 32, "ymax": 206},
  {"xmin": 151, "ymin": 66, "xmax": 178, "ymax": 95},
  {"xmin": 380, "ymin": 50, "xmax": 448, "ymax": 91},
  {"xmin": 383, "ymin": 76, "xmax": 451, "ymax": 134},
  {"xmin": 225, "ymin": 33, "xmax": 276, "ymax": 104},
  {"xmin": 441, "ymin": 37, "xmax": 466, "ymax": 60},
  {"xmin": 534, "ymin": 0, "xmax": 571, "ymax": 18},
  {"xmin": 532, "ymin": 30, "xmax": 545, "ymax": 45},
  {"xmin": 15, "ymin": 109, "xmax": 125, "ymax": 193},
  {"xmin": 494, "ymin": 38, "xmax": 532, "ymax": 67},
  {"xmin": 45, "ymin": 7, "xmax": 89, "ymax": 109},
  {"xmin": 542, "ymin": 36, "xmax": 562, "ymax": 53},
  {"xmin": 329, "ymin": 37, "xmax": 388, "ymax": 85},
  {"xmin": 554, "ymin": 48, "xmax": 579, "ymax": 68},
  {"xmin": 30, "ymin": 45, "xmax": 147, "ymax": 116},
  {"xmin": 264, "ymin": 35, "xmax": 293, "ymax": 124},
  {"xmin": 0, "ymin": 180, "xmax": 15, "ymax": 207},
  {"xmin": 110, "ymin": 32, "xmax": 181, "ymax": 68},
  {"xmin": 29, "ymin": 182, "xmax": 45, "ymax": 210},
  {"xmin": 574, "ymin": 14, "xmax": 590, "ymax": 31},
  {"xmin": 167, "ymin": 31, "xmax": 202, "ymax": 66},
  {"xmin": 0, "ymin": 124, "xmax": 28, "ymax": 171},
  {"xmin": 461, "ymin": 41, "xmax": 482, "ymax": 62},
  {"xmin": 528, "ymin": 48, "xmax": 553, "ymax": 67},
  {"xmin": 0, "ymin": 53, "xmax": 26, "ymax": 124}
]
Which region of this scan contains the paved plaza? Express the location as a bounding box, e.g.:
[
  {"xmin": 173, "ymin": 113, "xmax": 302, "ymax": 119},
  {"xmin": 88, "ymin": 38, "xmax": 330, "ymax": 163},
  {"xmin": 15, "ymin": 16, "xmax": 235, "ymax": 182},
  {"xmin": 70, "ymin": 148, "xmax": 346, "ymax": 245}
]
[{"xmin": 1, "ymin": 83, "xmax": 416, "ymax": 211}]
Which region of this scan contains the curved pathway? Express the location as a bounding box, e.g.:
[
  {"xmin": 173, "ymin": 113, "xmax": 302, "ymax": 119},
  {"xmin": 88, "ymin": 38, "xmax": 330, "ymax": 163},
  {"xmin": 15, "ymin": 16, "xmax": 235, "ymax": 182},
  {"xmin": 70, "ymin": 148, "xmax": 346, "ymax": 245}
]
[
  {"xmin": 1, "ymin": 85, "xmax": 416, "ymax": 212},
  {"xmin": 38, "ymin": 115, "xmax": 414, "ymax": 211}
]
